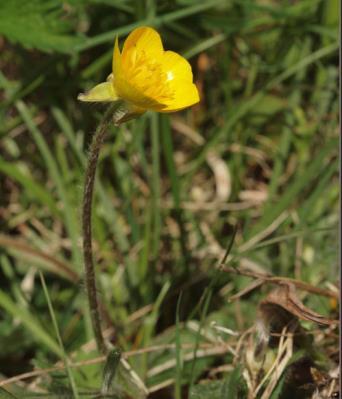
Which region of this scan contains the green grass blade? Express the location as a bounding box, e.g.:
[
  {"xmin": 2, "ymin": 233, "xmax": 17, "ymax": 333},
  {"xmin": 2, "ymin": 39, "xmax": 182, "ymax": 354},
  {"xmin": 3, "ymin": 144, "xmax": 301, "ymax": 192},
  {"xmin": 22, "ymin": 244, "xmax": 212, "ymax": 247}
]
[
  {"xmin": 39, "ymin": 271, "xmax": 79, "ymax": 398},
  {"xmin": 150, "ymin": 113, "xmax": 161, "ymax": 258},
  {"xmin": 246, "ymin": 138, "xmax": 337, "ymax": 239},
  {"xmin": 183, "ymin": 33, "xmax": 227, "ymax": 59},
  {"xmin": 0, "ymin": 290, "xmax": 63, "ymax": 357},
  {"xmin": 186, "ymin": 41, "xmax": 338, "ymax": 178},
  {"xmin": 51, "ymin": 107, "xmax": 85, "ymax": 167},
  {"xmin": 298, "ymin": 159, "xmax": 338, "ymax": 223},
  {"xmin": 175, "ymin": 292, "xmax": 183, "ymax": 399},
  {"xmin": 0, "ymin": 159, "xmax": 59, "ymax": 215},
  {"xmin": 15, "ymin": 100, "xmax": 81, "ymax": 270},
  {"xmin": 160, "ymin": 115, "xmax": 189, "ymax": 267},
  {"xmin": 75, "ymin": 0, "xmax": 227, "ymax": 51}
]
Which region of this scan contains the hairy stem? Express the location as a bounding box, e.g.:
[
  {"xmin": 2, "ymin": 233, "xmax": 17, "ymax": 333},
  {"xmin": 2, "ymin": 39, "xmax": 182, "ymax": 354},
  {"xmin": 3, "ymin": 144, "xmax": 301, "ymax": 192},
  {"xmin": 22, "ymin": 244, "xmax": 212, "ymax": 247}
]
[{"xmin": 82, "ymin": 104, "xmax": 117, "ymax": 354}]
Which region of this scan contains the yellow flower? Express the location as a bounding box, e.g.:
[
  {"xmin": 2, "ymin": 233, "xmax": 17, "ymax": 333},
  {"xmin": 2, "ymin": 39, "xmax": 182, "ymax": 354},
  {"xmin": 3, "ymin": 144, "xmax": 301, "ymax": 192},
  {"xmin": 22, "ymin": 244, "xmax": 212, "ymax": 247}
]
[{"xmin": 78, "ymin": 26, "xmax": 199, "ymax": 122}]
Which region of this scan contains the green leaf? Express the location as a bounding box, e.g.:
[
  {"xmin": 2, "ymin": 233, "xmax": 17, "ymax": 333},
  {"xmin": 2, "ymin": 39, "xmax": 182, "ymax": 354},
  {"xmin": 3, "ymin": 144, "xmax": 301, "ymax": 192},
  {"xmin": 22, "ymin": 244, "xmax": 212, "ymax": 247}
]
[
  {"xmin": 189, "ymin": 381, "xmax": 225, "ymax": 399},
  {"xmin": 0, "ymin": 0, "xmax": 83, "ymax": 53},
  {"xmin": 189, "ymin": 367, "xmax": 247, "ymax": 399},
  {"xmin": 249, "ymin": 94, "xmax": 288, "ymax": 123},
  {"xmin": 101, "ymin": 348, "xmax": 122, "ymax": 395},
  {"xmin": 222, "ymin": 366, "xmax": 247, "ymax": 399}
]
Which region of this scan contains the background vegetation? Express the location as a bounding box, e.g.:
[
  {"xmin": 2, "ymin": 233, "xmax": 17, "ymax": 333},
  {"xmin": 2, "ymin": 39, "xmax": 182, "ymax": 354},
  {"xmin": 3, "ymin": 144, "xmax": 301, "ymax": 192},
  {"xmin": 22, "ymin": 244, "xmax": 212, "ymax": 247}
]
[{"xmin": 0, "ymin": 0, "xmax": 339, "ymax": 398}]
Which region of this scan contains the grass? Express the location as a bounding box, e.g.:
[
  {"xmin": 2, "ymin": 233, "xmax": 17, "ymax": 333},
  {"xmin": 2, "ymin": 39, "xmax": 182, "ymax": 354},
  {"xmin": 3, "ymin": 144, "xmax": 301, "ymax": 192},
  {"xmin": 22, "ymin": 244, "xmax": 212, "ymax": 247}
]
[{"xmin": 0, "ymin": 0, "xmax": 339, "ymax": 398}]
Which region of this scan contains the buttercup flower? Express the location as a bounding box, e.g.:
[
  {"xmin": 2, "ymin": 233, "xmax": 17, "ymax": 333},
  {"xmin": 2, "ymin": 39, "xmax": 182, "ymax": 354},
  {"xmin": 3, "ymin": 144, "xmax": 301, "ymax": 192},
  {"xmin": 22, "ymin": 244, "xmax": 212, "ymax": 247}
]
[{"xmin": 78, "ymin": 26, "xmax": 199, "ymax": 123}]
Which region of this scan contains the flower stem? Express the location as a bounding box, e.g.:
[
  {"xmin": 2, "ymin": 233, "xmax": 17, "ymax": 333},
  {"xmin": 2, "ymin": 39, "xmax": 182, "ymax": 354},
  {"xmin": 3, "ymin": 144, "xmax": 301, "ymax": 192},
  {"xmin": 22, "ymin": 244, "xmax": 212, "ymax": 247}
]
[{"xmin": 82, "ymin": 104, "xmax": 116, "ymax": 354}]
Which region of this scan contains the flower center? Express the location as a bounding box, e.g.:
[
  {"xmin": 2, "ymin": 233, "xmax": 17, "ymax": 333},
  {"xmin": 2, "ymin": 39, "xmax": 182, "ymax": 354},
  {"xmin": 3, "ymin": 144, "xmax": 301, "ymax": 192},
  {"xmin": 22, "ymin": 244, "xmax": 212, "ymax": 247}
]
[{"xmin": 125, "ymin": 49, "xmax": 174, "ymax": 104}]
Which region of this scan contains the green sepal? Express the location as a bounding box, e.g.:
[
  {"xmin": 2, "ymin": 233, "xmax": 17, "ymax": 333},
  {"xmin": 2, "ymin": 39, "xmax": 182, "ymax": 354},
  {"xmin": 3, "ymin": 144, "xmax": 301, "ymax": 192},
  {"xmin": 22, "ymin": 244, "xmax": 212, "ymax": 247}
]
[{"xmin": 78, "ymin": 81, "xmax": 118, "ymax": 102}]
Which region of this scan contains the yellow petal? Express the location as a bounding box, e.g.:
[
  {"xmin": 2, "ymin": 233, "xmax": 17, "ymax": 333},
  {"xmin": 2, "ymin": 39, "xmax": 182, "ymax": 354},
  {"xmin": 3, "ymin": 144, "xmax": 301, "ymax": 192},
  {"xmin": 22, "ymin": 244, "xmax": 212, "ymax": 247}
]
[
  {"xmin": 77, "ymin": 81, "xmax": 118, "ymax": 102},
  {"xmin": 111, "ymin": 27, "xmax": 199, "ymax": 113},
  {"xmin": 113, "ymin": 34, "xmax": 166, "ymax": 111},
  {"xmin": 162, "ymin": 51, "xmax": 193, "ymax": 83},
  {"xmin": 160, "ymin": 82, "xmax": 199, "ymax": 112},
  {"xmin": 113, "ymin": 36, "xmax": 122, "ymax": 79},
  {"xmin": 160, "ymin": 52, "xmax": 198, "ymax": 111},
  {"xmin": 114, "ymin": 74, "xmax": 166, "ymax": 110},
  {"xmin": 122, "ymin": 26, "xmax": 163, "ymax": 60}
]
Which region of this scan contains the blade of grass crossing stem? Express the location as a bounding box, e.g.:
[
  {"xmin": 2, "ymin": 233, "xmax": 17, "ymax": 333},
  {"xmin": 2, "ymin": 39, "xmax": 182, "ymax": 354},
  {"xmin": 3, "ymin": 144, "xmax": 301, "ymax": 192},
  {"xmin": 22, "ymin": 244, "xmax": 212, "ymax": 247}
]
[
  {"xmin": 0, "ymin": 290, "xmax": 63, "ymax": 357},
  {"xmin": 101, "ymin": 348, "xmax": 122, "ymax": 395},
  {"xmin": 246, "ymin": 138, "xmax": 338, "ymax": 239},
  {"xmin": 150, "ymin": 113, "xmax": 161, "ymax": 259},
  {"xmin": 15, "ymin": 101, "xmax": 81, "ymax": 269},
  {"xmin": 39, "ymin": 272, "xmax": 79, "ymax": 398},
  {"xmin": 175, "ymin": 292, "xmax": 183, "ymax": 399},
  {"xmin": 186, "ymin": 41, "xmax": 338, "ymax": 179},
  {"xmin": 161, "ymin": 115, "xmax": 189, "ymax": 269}
]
